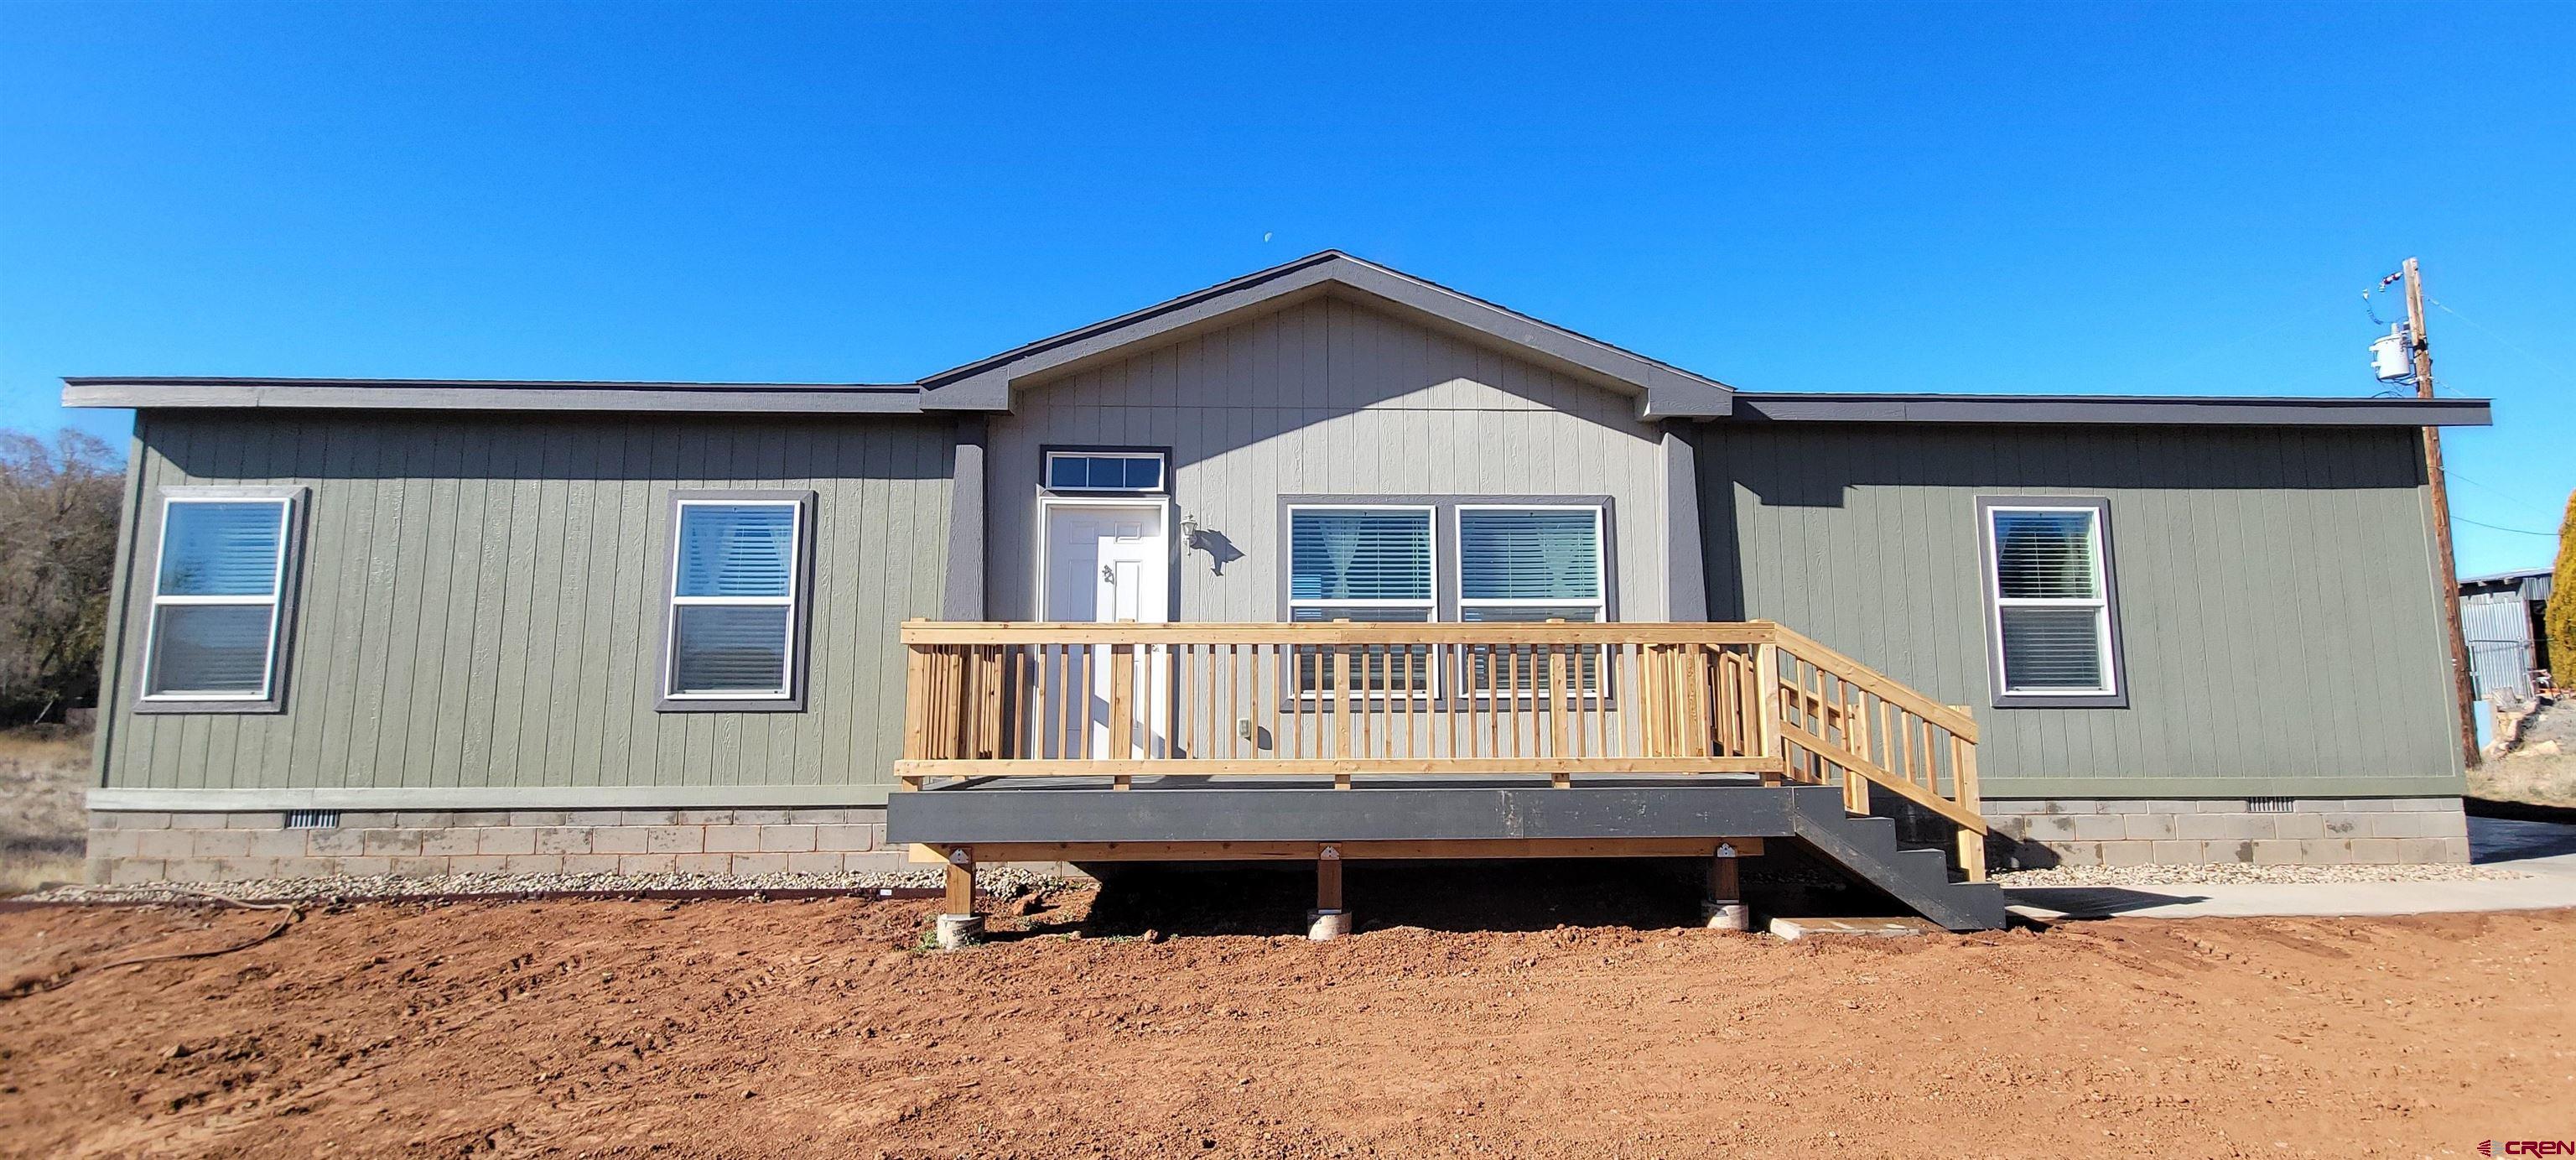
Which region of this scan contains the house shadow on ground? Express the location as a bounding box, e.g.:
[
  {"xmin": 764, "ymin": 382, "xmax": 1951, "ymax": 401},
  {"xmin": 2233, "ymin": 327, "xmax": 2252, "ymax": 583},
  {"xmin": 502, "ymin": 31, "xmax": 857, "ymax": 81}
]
[{"xmin": 989, "ymin": 847, "xmax": 1947, "ymax": 940}]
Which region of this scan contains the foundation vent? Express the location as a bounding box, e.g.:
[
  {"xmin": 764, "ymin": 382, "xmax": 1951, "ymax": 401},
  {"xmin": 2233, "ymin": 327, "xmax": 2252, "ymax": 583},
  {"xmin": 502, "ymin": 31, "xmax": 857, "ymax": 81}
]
[
  {"xmin": 284, "ymin": 809, "xmax": 341, "ymax": 830},
  {"xmin": 2246, "ymin": 798, "xmax": 2293, "ymax": 814}
]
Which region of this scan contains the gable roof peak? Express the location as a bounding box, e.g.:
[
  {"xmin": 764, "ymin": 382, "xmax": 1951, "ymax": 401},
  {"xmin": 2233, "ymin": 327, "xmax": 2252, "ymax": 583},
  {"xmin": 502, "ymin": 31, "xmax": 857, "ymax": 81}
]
[{"xmin": 919, "ymin": 251, "xmax": 1733, "ymax": 419}]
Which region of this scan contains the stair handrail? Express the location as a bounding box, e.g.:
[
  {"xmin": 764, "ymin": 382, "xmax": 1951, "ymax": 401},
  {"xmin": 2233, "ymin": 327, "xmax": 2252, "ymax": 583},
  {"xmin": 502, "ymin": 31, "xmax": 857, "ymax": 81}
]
[{"xmin": 1752, "ymin": 622, "xmax": 1988, "ymax": 881}]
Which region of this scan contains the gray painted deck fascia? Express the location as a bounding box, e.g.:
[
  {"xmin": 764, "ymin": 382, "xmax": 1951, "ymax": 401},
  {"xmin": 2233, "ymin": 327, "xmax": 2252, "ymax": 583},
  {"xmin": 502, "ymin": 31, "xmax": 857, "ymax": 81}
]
[
  {"xmin": 1727, "ymin": 393, "xmax": 2492, "ymax": 427},
  {"xmin": 886, "ymin": 783, "xmax": 1800, "ymax": 845},
  {"xmin": 63, "ymin": 379, "xmax": 928, "ymax": 414}
]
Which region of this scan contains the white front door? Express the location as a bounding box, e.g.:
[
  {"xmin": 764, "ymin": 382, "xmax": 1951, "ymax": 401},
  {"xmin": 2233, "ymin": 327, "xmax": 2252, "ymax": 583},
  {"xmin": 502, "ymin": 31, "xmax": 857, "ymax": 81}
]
[{"xmin": 1042, "ymin": 502, "xmax": 1171, "ymax": 758}]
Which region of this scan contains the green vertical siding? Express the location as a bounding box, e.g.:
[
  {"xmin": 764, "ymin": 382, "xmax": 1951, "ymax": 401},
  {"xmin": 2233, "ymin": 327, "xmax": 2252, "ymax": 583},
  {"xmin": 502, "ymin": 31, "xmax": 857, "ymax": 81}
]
[
  {"xmin": 96, "ymin": 411, "xmax": 954, "ymax": 793},
  {"xmin": 1697, "ymin": 424, "xmax": 2464, "ymax": 798}
]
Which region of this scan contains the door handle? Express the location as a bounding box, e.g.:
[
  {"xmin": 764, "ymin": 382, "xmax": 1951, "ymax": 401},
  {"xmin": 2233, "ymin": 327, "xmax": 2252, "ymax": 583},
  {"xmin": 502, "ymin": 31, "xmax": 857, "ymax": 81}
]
[{"xmin": 1102, "ymin": 564, "xmax": 1117, "ymax": 581}]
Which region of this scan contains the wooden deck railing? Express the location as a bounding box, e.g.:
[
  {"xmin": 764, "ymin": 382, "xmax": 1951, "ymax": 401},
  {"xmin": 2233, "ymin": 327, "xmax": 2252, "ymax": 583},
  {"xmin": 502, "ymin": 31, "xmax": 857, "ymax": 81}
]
[{"xmin": 897, "ymin": 619, "xmax": 1987, "ymax": 878}]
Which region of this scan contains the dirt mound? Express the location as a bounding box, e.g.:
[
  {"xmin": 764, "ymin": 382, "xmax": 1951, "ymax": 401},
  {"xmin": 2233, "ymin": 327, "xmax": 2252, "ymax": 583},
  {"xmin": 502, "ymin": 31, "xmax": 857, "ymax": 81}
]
[{"xmin": 2, "ymin": 892, "xmax": 2568, "ymax": 1157}]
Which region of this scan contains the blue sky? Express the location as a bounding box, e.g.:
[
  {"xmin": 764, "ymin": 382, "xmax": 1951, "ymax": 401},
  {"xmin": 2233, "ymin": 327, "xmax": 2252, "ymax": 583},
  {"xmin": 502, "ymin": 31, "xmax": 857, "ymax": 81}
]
[{"xmin": 3, "ymin": 2, "xmax": 2568, "ymax": 574}]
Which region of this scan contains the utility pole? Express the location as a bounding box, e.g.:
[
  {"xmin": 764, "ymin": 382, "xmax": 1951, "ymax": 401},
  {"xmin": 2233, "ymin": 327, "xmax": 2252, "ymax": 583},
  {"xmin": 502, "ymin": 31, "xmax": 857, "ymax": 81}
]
[{"xmin": 2403, "ymin": 257, "xmax": 2481, "ymax": 771}]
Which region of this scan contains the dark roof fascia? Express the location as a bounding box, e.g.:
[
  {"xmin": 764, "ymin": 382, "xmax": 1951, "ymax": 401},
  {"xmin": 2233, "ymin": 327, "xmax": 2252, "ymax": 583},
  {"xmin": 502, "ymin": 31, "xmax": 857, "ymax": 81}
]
[
  {"xmin": 61, "ymin": 377, "xmax": 928, "ymax": 416},
  {"xmin": 916, "ymin": 250, "xmax": 1734, "ymax": 419},
  {"xmin": 1724, "ymin": 393, "xmax": 2493, "ymax": 428}
]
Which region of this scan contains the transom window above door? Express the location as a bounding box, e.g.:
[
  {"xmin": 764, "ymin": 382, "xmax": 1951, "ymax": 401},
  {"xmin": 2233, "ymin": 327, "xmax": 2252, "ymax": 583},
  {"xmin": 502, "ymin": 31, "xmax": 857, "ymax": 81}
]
[{"xmin": 1043, "ymin": 450, "xmax": 1166, "ymax": 493}]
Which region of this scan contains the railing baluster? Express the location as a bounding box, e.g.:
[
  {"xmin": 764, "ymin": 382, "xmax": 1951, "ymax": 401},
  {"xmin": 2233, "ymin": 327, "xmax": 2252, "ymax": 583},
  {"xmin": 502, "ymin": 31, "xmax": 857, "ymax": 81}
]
[
  {"xmin": 1486, "ymin": 643, "xmax": 1502, "ymax": 759},
  {"xmin": 1546, "ymin": 638, "xmax": 1570, "ymax": 772},
  {"xmin": 1400, "ymin": 639, "xmax": 1416, "ymax": 761},
  {"xmin": 1259, "ymin": 643, "xmax": 1278, "ymax": 762},
  {"xmin": 1440, "ymin": 644, "xmax": 1457, "ymax": 759},
  {"xmin": 1333, "ymin": 642, "xmax": 1353, "ymax": 774}
]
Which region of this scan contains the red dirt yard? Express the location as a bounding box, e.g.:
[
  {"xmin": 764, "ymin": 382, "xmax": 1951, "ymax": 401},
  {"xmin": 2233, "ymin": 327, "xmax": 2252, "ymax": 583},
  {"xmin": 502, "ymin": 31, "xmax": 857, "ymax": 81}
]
[{"xmin": 1, "ymin": 889, "xmax": 2568, "ymax": 1158}]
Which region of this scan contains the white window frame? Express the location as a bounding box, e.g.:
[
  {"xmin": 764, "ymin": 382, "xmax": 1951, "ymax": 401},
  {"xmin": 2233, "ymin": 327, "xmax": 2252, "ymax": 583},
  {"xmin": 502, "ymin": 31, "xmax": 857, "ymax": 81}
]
[
  {"xmin": 138, "ymin": 491, "xmax": 301, "ymax": 707},
  {"xmin": 1042, "ymin": 450, "xmax": 1168, "ymax": 494},
  {"xmin": 1453, "ymin": 503, "xmax": 1609, "ymax": 624},
  {"xmin": 1284, "ymin": 502, "xmax": 1438, "ymax": 700},
  {"xmin": 1978, "ymin": 497, "xmax": 2125, "ymax": 706},
  {"xmin": 1455, "ymin": 503, "xmax": 1609, "ymax": 702},
  {"xmin": 660, "ymin": 495, "xmax": 809, "ymax": 707}
]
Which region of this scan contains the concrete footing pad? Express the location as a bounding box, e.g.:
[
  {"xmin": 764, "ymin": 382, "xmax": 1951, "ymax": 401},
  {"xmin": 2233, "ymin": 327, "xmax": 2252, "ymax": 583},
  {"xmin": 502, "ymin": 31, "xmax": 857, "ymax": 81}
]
[
  {"xmin": 1701, "ymin": 901, "xmax": 1750, "ymax": 931},
  {"xmin": 1768, "ymin": 916, "xmax": 1943, "ymax": 940},
  {"xmin": 934, "ymin": 913, "xmax": 985, "ymax": 949},
  {"xmin": 1306, "ymin": 909, "xmax": 1351, "ymax": 941}
]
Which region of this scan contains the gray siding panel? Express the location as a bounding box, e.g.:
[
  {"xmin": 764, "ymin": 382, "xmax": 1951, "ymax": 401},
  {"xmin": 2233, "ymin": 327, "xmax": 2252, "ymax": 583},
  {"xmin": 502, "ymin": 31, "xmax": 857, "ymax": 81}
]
[
  {"xmin": 96, "ymin": 412, "xmax": 954, "ymax": 794},
  {"xmin": 989, "ymin": 295, "xmax": 1673, "ymax": 622},
  {"xmin": 1698, "ymin": 424, "xmax": 2463, "ymax": 797}
]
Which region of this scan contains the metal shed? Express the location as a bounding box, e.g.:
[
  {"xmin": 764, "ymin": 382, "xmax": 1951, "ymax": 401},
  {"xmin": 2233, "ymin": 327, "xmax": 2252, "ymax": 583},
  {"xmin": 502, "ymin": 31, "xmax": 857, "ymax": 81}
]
[{"xmin": 2460, "ymin": 565, "xmax": 2557, "ymax": 705}]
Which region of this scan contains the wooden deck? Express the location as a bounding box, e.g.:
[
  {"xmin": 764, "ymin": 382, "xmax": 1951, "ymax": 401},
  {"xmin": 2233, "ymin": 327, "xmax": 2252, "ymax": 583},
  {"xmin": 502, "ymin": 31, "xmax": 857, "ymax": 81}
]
[{"xmin": 896, "ymin": 619, "xmax": 1989, "ymax": 894}]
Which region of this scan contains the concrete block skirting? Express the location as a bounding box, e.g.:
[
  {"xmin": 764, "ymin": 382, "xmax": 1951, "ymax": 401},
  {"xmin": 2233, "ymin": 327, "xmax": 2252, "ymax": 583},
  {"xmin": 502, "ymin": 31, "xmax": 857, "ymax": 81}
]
[
  {"xmin": 1978, "ymin": 797, "xmax": 2471, "ymax": 868},
  {"xmin": 86, "ymin": 806, "xmax": 906, "ymax": 884}
]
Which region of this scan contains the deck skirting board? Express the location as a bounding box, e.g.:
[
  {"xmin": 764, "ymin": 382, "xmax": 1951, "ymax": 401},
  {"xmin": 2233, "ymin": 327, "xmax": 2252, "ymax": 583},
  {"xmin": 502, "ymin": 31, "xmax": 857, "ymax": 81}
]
[{"xmin": 887, "ymin": 785, "xmax": 1802, "ymax": 845}]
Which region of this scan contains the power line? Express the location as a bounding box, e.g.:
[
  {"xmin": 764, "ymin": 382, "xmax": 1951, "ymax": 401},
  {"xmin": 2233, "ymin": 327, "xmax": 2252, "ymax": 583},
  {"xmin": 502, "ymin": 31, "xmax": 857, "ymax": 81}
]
[
  {"xmin": 2429, "ymin": 297, "xmax": 2576, "ymax": 388},
  {"xmin": 2452, "ymin": 512, "xmax": 2558, "ymax": 537},
  {"xmin": 2444, "ymin": 468, "xmax": 2568, "ymax": 518}
]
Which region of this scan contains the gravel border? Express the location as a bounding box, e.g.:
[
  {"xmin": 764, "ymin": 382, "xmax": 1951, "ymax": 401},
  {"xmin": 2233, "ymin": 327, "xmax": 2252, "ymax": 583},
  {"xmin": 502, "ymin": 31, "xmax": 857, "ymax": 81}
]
[
  {"xmin": 1995, "ymin": 862, "xmax": 2527, "ymax": 887},
  {"xmin": 18, "ymin": 866, "xmax": 1067, "ymax": 907}
]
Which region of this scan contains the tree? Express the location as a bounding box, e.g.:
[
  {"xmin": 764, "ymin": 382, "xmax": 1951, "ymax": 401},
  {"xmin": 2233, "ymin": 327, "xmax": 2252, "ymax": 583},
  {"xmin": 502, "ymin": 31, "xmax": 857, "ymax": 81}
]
[
  {"xmin": 2550, "ymin": 487, "xmax": 2576, "ymax": 689},
  {"xmin": 0, "ymin": 429, "xmax": 124, "ymax": 726}
]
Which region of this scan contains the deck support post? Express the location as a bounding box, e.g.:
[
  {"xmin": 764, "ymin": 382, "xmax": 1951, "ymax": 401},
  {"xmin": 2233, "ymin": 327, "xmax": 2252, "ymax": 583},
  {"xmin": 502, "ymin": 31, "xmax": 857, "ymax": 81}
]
[
  {"xmin": 1701, "ymin": 842, "xmax": 1749, "ymax": 932},
  {"xmin": 936, "ymin": 846, "xmax": 984, "ymax": 949},
  {"xmin": 1307, "ymin": 844, "xmax": 1350, "ymax": 941}
]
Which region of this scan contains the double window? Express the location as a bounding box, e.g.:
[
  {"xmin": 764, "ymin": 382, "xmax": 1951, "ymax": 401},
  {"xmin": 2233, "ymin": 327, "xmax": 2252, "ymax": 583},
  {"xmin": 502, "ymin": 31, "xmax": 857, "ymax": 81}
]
[
  {"xmin": 1285, "ymin": 500, "xmax": 1608, "ymax": 697},
  {"xmin": 660, "ymin": 493, "xmax": 812, "ymax": 708},
  {"xmin": 1978, "ymin": 497, "xmax": 2124, "ymax": 706},
  {"xmin": 138, "ymin": 488, "xmax": 304, "ymax": 709}
]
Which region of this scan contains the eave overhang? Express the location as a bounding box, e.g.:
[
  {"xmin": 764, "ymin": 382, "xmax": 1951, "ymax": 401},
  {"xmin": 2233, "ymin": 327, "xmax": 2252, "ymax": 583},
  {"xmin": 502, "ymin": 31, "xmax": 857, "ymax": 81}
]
[
  {"xmin": 61, "ymin": 377, "xmax": 927, "ymax": 415},
  {"xmin": 1725, "ymin": 393, "xmax": 2493, "ymax": 428}
]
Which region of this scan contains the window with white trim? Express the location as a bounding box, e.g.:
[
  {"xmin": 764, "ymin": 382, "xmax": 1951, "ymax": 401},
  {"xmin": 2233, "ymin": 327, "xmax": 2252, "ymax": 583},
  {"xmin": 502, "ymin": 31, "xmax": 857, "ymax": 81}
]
[
  {"xmin": 1981, "ymin": 499, "xmax": 2122, "ymax": 701},
  {"xmin": 1458, "ymin": 505, "xmax": 1607, "ymax": 694},
  {"xmin": 663, "ymin": 498, "xmax": 806, "ymax": 700},
  {"xmin": 1044, "ymin": 450, "xmax": 1166, "ymax": 493},
  {"xmin": 1286, "ymin": 505, "xmax": 1434, "ymax": 694},
  {"xmin": 142, "ymin": 493, "xmax": 299, "ymax": 703}
]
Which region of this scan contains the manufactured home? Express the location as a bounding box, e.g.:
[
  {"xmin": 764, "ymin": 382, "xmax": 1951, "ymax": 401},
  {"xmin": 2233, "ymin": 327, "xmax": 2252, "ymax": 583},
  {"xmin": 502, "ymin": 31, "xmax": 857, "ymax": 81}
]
[{"xmin": 67, "ymin": 252, "xmax": 2492, "ymax": 931}]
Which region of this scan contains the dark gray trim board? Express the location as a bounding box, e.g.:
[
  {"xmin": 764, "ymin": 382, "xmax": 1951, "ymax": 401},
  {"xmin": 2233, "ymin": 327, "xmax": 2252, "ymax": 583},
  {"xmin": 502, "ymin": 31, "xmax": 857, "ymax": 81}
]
[
  {"xmin": 1659, "ymin": 425, "xmax": 1708, "ymax": 622},
  {"xmin": 1727, "ymin": 393, "xmax": 2492, "ymax": 427},
  {"xmin": 917, "ymin": 251, "xmax": 1736, "ymax": 419},
  {"xmin": 943, "ymin": 417, "xmax": 989, "ymax": 621},
  {"xmin": 890, "ymin": 783, "xmax": 1798, "ymax": 845},
  {"xmin": 129, "ymin": 484, "xmax": 310, "ymax": 715},
  {"xmin": 63, "ymin": 378, "xmax": 928, "ymax": 415},
  {"xmin": 652, "ymin": 489, "xmax": 818, "ymax": 714}
]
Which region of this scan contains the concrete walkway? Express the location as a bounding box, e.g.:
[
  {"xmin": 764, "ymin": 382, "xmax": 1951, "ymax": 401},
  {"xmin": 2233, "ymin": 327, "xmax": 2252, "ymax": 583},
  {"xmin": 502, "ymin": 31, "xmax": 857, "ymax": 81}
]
[{"xmin": 2004, "ymin": 816, "xmax": 2576, "ymax": 921}]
